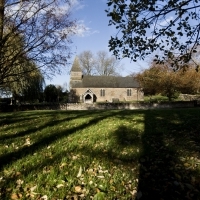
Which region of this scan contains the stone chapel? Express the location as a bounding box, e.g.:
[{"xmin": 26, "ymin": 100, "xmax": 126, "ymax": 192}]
[{"xmin": 69, "ymin": 57, "xmax": 144, "ymax": 103}]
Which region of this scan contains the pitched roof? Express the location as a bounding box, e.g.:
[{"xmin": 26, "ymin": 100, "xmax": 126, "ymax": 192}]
[
  {"xmin": 71, "ymin": 56, "xmax": 82, "ymax": 72},
  {"xmin": 71, "ymin": 76, "xmax": 140, "ymax": 88}
]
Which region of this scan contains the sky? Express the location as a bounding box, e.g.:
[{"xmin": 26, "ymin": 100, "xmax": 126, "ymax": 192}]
[{"xmin": 46, "ymin": 0, "xmax": 149, "ymax": 88}]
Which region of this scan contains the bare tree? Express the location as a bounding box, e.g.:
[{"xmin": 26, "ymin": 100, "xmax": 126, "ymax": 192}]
[
  {"xmin": 95, "ymin": 50, "xmax": 123, "ymax": 76},
  {"xmin": 79, "ymin": 50, "xmax": 95, "ymax": 75},
  {"xmin": 0, "ymin": 0, "xmax": 77, "ymax": 87}
]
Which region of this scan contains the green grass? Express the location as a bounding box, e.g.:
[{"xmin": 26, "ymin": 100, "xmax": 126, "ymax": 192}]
[
  {"xmin": 144, "ymin": 94, "xmax": 182, "ymax": 102},
  {"xmin": 0, "ymin": 109, "xmax": 200, "ymax": 199}
]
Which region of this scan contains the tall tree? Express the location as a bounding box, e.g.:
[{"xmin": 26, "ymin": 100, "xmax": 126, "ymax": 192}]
[
  {"xmin": 178, "ymin": 66, "xmax": 200, "ymax": 94},
  {"xmin": 44, "ymin": 84, "xmax": 58, "ymax": 102},
  {"xmin": 136, "ymin": 63, "xmax": 180, "ymax": 101},
  {"xmin": 106, "ymin": 0, "xmax": 200, "ymax": 67},
  {"xmin": 95, "ymin": 50, "xmax": 122, "ymax": 76},
  {"xmin": 78, "ymin": 50, "xmax": 123, "ymax": 76},
  {"xmin": 22, "ymin": 67, "xmax": 45, "ymax": 103},
  {"xmin": 0, "ymin": 0, "xmax": 77, "ymax": 87},
  {"xmin": 79, "ymin": 50, "xmax": 95, "ymax": 75},
  {"xmin": 3, "ymin": 60, "xmax": 45, "ymax": 103}
]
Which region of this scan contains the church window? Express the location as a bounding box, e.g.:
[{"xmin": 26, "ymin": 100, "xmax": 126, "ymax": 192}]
[
  {"xmin": 127, "ymin": 89, "xmax": 132, "ymax": 96},
  {"xmin": 100, "ymin": 89, "xmax": 105, "ymax": 96}
]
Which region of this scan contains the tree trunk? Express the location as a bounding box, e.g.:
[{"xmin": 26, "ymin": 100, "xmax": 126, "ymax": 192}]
[
  {"xmin": 0, "ymin": 0, "xmax": 4, "ymax": 85},
  {"xmin": 0, "ymin": 0, "xmax": 4, "ymax": 41}
]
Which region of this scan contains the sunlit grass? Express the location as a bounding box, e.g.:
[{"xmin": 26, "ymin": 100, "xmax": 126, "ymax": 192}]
[{"xmin": 0, "ymin": 109, "xmax": 200, "ymax": 199}]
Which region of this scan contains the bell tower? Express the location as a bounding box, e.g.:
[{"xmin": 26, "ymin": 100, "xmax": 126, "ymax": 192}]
[{"xmin": 70, "ymin": 56, "xmax": 83, "ymax": 89}]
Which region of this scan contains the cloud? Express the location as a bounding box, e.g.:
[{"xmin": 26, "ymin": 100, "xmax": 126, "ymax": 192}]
[
  {"xmin": 150, "ymin": 16, "xmax": 174, "ymax": 35},
  {"xmin": 70, "ymin": 0, "xmax": 85, "ymax": 11},
  {"xmin": 73, "ymin": 20, "xmax": 99, "ymax": 37},
  {"xmin": 69, "ymin": 1, "xmax": 100, "ymax": 37},
  {"xmin": 159, "ymin": 16, "xmax": 174, "ymax": 26}
]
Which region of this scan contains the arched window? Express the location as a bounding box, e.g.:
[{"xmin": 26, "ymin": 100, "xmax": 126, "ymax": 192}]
[
  {"xmin": 127, "ymin": 89, "xmax": 132, "ymax": 96},
  {"xmin": 100, "ymin": 89, "xmax": 105, "ymax": 96}
]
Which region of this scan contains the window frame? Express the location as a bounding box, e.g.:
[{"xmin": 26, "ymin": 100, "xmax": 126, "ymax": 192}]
[
  {"xmin": 100, "ymin": 89, "xmax": 105, "ymax": 97},
  {"xmin": 127, "ymin": 89, "xmax": 132, "ymax": 96}
]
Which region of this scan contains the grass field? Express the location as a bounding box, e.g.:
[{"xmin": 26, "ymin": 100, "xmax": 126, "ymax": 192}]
[{"xmin": 0, "ymin": 109, "xmax": 200, "ymax": 200}]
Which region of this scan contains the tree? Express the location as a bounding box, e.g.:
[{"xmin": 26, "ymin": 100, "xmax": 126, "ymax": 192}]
[
  {"xmin": 0, "ymin": 0, "xmax": 77, "ymax": 87},
  {"xmin": 136, "ymin": 63, "xmax": 180, "ymax": 101},
  {"xmin": 79, "ymin": 50, "xmax": 96, "ymax": 75},
  {"xmin": 44, "ymin": 84, "xmax": 58, "ymax": 102},
  {"xmin": 177, "ymin": 66, "xmax": 200, "ymax": 94},
  {"xmin": 2, "ymin": 59, "xmax": 45, "ymax": 104},
  {"xmin": 95, "ymin": 50, "xmax": 123, "ymax": 76},
  {"xmin": 56, "ymin": 85, "xmax": 64, "ymax": 102},
  {"xmin": 106, "ymin": 0, "xmax": 200, "ymax": 67},
  {"xmin": 78, "ymin": 50, "xmax": 123, "ymax": 76},
  {"xmin": 22, "ymin": 68, "xmax": 45, "ymax": 103},
  {"xmin": 136, "ymin": 61, "xmax": 200, "ymax": 100}
]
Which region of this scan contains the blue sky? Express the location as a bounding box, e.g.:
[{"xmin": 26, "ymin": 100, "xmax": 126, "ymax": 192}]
[{"xmin": 46, "ymin": 0, "xmax": 149, "ymax": 87}]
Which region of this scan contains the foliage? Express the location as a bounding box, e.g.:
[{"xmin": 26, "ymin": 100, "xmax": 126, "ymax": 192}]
[
  {"xmin": 144, "ymin": 95, "xmax": 172, "ymax": 102},
  {"xmin": 78, "ymin": 50, "xmax": 123, "ymax": 76},
  {"xmin": 44, "ymin": 84, "xmax": 58, "ymax": 102},
  {"xmin": 22, "ymin": 70, "xmax": 45, "ymax": 103},
  {"xmin": 106, "ymin": 0, "xmax": 200, "ymax": 66},
  {"xmin": 0, "ymin": 0, "xmax": 77, "ymax": 86},
  {"xmin": 178, "ymin": 66, "xmax": 200, "ymax": 94},
  {"xmin": 1, "ymin": 109, "xmax": 200, "ymax": 199},
  {"xmin": 136, "ymin": 64, "xmax": 180, "ymax": 101},
  {"xmin": 136, "ymin": 62, "xmax": 200, "ymax": 100},
  {"xmin": 56, "ymin": 85, "xmax": 69, "ymax": 103},
  {"xmin": 44, "ymin": 84, "xmax": 68, "ymax": 103},
  {"xmin": 1, "ymin": 52, "xmax": 45, "ymax": 103}
]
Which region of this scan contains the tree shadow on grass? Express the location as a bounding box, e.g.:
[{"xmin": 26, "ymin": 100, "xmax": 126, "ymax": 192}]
[
  {"xmin": 0, "ymin": 110, "xmax": 144, "ymax": 199},
  {"xmin": 0, "ymin": 110, "xmax": 109, "ymax": 142},
  {"xmin": 0, "ymin": 110, "xmax": 114, "ymax": 171},
  {"xmin": 1, "ymin": 109, "xmax": 200, "ymax": 199},
  {"xmin": 138, "ymin": 108, "xmax": 200, "ymax": 200}
]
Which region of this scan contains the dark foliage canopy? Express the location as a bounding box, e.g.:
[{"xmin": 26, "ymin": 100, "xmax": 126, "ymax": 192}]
[{"xmin": 106, "ymin": 0, "xmax": 200, "ymax": 67}]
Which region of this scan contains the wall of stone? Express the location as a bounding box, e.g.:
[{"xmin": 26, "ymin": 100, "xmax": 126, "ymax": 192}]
[
  {"xmin": 0, "ymin": 101, "xmax": 196, "ymax": 112},
  {"xmin": 179, "ymin": 94, "xmax": 200, "ymax": 101},
  {"xmin": 71, "ymin": 87, "xmax": 144, "ymax": 102},
  {"xmin": 64, "ymin": 101, "xmax": 195, "ymax": 110}
]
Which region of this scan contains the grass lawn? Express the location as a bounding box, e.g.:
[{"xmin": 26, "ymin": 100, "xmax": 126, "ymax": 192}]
[{"xmin": 0, "ymin": 109, "xmax": 200, "ymax": 199}]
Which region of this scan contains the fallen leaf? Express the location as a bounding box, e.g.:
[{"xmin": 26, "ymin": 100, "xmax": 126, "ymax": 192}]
[
  {"xmin": 97, "ymin": 176, "xmax": 104, "ymax": 179},
  {"xmin": 56, "ymin": 184, "xmax": 64, "ymax": 188},
  {"xmin": 184, "ymin": 163, "xmax": 190, "ymax": 167},
  {"xmin": 16, "ymin": 179, "xmax": 24, "ymax": 185},
  {"xmin": 41, "ymin": 195, "xmax": 48, "ymax": 200},
  {"xmin": 59, "ymin": 163, "xmax": 67, "ymax": 168},
  {"xmin": 77, "ymin": 166, "xmax": 82, "ymax": 178},
  {"xmin": 130, "ymin": 189, "xmax": 137, "ymax": 196},
  {"xmin": 30, "ymin": 185, "xmax": 37, "ymax": 192},
  {"xmin": 11, "ymin": 193, "xmax": 22, "ymax": 200},
  {"xmin": 74, "ymin": 186, "xmax": 82, "ymax": 193}
]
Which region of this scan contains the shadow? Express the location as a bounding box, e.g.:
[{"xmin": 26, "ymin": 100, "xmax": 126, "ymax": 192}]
[
  {"xmin": 1, "ymin": 109, "xmax": 200, "ymax": 199},
  {"xmin": 0, "ymin": 110, "xmax": 90, "ymax": 141},
  {"xmin": 137, "ymin": 108, "xmax": 200, "ymax": 199},
  {"xmin": 114, "ymin": 125, "xmax": 140, "ymax": 147},
  {"xmin": 0, "ymin": 110, "xmax": 115, "ymax": 170}
]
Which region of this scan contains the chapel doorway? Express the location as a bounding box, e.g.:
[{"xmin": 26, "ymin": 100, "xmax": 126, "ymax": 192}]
[{"xmin": 85, "ymin": 94, "xmax": 92, "ymax": 103}]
